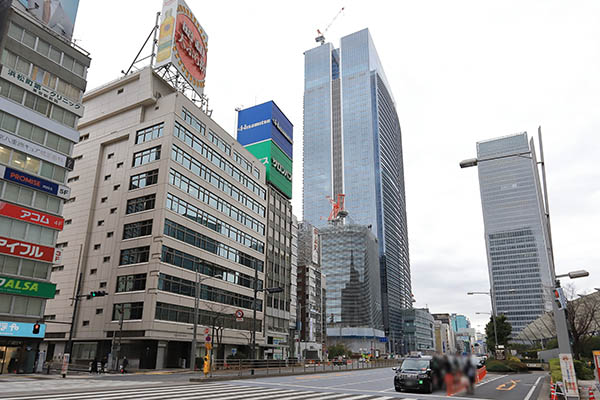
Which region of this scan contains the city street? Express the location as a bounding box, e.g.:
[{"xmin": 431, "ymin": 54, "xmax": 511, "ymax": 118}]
[{"xmin": 0, "ymin": 368, "xmax": 548, "ymax": 400}]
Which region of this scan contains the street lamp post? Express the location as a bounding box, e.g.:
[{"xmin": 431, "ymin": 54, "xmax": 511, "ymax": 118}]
[
  {"xmin": 467, "ymin": 290, "xmax": 515, "ymax": 352},
  {"xmin": 190, "ymin": 273, "xmax": 222, "ymax": 371},
  {"xmin": 461, "ymin": 127, "xmax": 590, "ymax": 400},
  {"xmin": 250, "ymin": 272, "xmax": 282, "ymax": 375}
]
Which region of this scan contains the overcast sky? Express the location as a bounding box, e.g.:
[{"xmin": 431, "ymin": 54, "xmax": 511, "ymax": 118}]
[{"xmin": 73, "ymin": 0, "xmax": 600, "ymax": 332}]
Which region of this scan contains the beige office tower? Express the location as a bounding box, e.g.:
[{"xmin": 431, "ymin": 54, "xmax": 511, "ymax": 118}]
[{"xmin": 43, "ymin": 67, "xmax": 268, "ymax": 370}]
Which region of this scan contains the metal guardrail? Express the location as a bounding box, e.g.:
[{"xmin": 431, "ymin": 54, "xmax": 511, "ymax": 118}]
[{"xmin": 200, "ymin": 359, "xmax": 400, "ymax": 378}]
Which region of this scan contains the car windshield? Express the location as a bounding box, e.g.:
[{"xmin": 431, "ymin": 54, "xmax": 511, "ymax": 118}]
[{"xmin": 401, "ymin": 359, "xmax": 429, "ymax": 371}]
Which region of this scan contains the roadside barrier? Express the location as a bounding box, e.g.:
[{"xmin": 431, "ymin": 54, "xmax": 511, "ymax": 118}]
[
  {"xmin": 589, "ymin": 387, "xmax": 596, "ymax": 400},
  {"xmin": 475, "ymin": 366, "xmax": 487, "ymax": 383},
  {"xmin": 550, "ymin": 380, "xmax": 556, "ymax": 400}
]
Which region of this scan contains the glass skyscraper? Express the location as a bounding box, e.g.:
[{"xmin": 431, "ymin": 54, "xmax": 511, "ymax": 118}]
[
  {"xmin": 476, "ymin": 133, "xmax": 553, "ymax": 335},
  {"xmin": 303, "ymin": 29, "xmax": 410, "ymax": 351}
]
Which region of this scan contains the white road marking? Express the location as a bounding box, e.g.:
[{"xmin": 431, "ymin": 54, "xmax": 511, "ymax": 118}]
[
  {"xmin": 524, "ymin": 376, "xmax": 543, "ymax": 400},
  {"xmin": 476, "ymin": 374, "xmax": 508, "ymax": 387}
]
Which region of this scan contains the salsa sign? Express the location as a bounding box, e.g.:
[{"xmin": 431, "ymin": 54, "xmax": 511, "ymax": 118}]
[{"xmin": 0, "ymin": 275, "xmax": 56, "ymax": 299}]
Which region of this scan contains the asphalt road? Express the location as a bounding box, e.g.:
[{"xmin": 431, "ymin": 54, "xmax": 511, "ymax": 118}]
[{"xmin": 0, "ymin": 367, "xmax": 548, "ymax": 400}]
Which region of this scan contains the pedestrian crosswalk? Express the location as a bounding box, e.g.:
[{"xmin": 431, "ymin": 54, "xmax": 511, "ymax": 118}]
[{"xmin": 3, "ymin": 381, "xmax": 404, "ymax": 400}]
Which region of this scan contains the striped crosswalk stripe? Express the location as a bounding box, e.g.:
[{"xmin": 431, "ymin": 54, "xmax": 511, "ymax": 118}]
[{"xmin": 3, "ymin": 382, "xmax": 400, "ymax": 400}]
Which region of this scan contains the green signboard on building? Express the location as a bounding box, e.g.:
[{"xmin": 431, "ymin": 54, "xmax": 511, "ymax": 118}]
[
  {"xmin": 245, "ymin": 140, "xmax": 292, "ymax": 199},
  {"xmin": 0, "ymin": 275, "xmax": 56, "ymax": 299}
]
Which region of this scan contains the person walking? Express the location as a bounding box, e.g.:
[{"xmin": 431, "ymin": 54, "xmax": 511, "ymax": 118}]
[
  {"xmin": 121, "ymin": 356, "xmax": 129, "ymax": 374},
  {"xmin": 463, "ymin": 358, "xmax": 476, "ymax": 394}
]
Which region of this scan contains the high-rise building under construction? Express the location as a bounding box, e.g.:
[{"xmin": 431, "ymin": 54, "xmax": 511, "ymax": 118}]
[{"xmin": 302, "ymin": 28, "xmax": 410, "ymax": 352}]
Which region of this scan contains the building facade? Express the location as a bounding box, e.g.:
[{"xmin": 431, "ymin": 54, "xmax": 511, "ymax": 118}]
[
  {"xmin": 296, "ymin": 221, "xmax": 325, "ymax": 360},
  {"xmin": 450, "ymin": 314, "xmax": 470, "ymax": 332},
  {"xmin": 43, "ymin": 67, "xmax": 268, "ymax": 369},
  {"xmin": 320, "ymin": 223, "xmax": 384, "ymax": 354},
  {"xmin": 476, "ymin": 133, "xmax": 553, "ymax": 335},
  {"xmin": 401, "ymin": 308, "xmax": 435, "ymax": 354},
  {"xmin": 302, "ymin": 28, "xmax": 410, "ymax": 351},
  {"xmin": 236, "ymin": 101, "xmax": 296, "ymax": 359},
  {"xmin": 0, "ymin": 1, "xmax": 89, "ymax": 374}
]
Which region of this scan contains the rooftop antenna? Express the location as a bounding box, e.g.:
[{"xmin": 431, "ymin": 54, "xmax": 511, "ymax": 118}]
[{"xmin": 315, "ymin": 7, "xmax": 345, "ymax": 45}]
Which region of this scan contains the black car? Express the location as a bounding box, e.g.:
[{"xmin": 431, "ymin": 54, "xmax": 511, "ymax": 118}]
[{"xmin": 393, "ymin": 356, "xmax": 441, "ymax": 393}]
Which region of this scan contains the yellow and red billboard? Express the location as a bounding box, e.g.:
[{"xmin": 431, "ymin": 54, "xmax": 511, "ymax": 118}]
[{"xmin": 155, "ymin": 0, "xmax": 208, "ymax": 97}]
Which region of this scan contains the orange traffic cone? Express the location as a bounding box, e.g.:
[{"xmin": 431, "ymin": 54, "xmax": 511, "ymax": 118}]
[
  {"xmin": 589, "ymin": 387, "xmax": 596, "ymax": 400},
  {"xmin": 550, "ymin": 380, "xmax": 556, "ymax": 400}
]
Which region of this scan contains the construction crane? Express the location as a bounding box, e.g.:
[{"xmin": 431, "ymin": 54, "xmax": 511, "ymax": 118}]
[
  {"xmin": 327, "ymin": 193, "xmax": 348, "ymax": 224},
  {"xmin": 315, "ymin": 7, "xmax": 345, "ymax": 45}
]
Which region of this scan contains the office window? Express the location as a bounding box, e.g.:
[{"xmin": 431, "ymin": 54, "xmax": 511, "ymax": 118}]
[
  {"xmin": 110, "ymin": 208, "xmax": 117, "ymax": 214},
  {"xmin": 112, "ymin": 302, "xmax": 144, "ymax": 320},
  {"xmin": 117, "ymin": 162, "xmax": 123, "ymax": 168},
  {"xmin": 116, "ymin": 273, "xmax": 147, "ymax": 293},
  {"xmin": 126, "ymin": 194, "xmax": 156, "ymax": 214},
  {"xmin": 113, "ymin": 184, "xmax": 120, "ymax": 191},
  {"xmin": 93, "ymin": 244, "xmax": 100, "ymax": 250},
  {"xmin": 82, "ymin": 320, "xmax": 89, "ymax": 326},
  {"xmin": 135, "ymin": 123, "xmax": 164, "ymax": 144},
  {"xmin": 103, "ymin": 256, "xmax": 111, "ymax": 263},
  {"xmin": 107, "ymin": 232, "xmax": 114, "ymax": 238},
  {"xmin": 99, "ymin": 282, "xmax": 107, "ymax": 288},
  {"xmin": 129, "ymin": 169, "xmax": 159, "ymax": 190},
  {"xmin": 101, "ymin": 197, "xmax": 108, "ymax": 203},
  {"xmin": 97, "ymin": 220, "xmax": 104, "ymax": 226},
  {"xmin": 107, "ymin": 153, "xmax": 114, "ymax": 159},
  {"xmin": 104, "ymin": 174, "xmax": 111, "ymax": 181},
  {"xmin": 122, "ymin": 219, "xmax": 153, "ymax": 239},
  {"xmin": 96, "ymin": 309, "xmax": 103, "ymax": 315},
  {"xmin": 132, "ymin": 145, "xmax": 161, "ymax": 167},
  {"xmin": 119, "ymin": 246, "xmax": 150, "ymax": 265},
  {"xmin": 90, "ymin": 269, "xmax": 97, "ymax": 275}
]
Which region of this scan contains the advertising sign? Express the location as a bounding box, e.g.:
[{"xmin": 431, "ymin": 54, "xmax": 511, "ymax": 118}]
[
  {"xmin": 311, "ymin": 227, "xmax": 319, "ymax": 264},
  {"xmin": 0, "ymin": 129, "xmax": 73, "ymax": 170},
  {"xmin": 0, "ymin": 320, "xmax": 46, "ymax": 338},
  {"xmin": 155, "ymin": 0, "xmax": 208, "ymax": 97},
  {"xmin": 20, "ymin": 0, "xmax": 80, "ymax": 40},
  {"xmin": 0, "ymin": 201, "xmax": 64, "ymax": 230},
  {"xmin": 0, "ymin": 165, "xmax": 71, "ymax": 199},
  {"xmin": 1, "ymin": 67, "xmax": 83, "ymax": 117},
  {"xmin": 244, "ymin": 140, "xmax": 292, "ymax": 199},
  {"xmin": 0, "ymin": 236, "xmax": 62, "ymax": 263},
  {"xmin": 0, "ymin": 275, "xmax": 56, "ymax": 298},
  {"xmin": 237, "ymin": 101, "xmax": 293, "ymax": 160},
  {"xmin": 559, "ymin": 353, "xmax": 579, "ymax": 397}
]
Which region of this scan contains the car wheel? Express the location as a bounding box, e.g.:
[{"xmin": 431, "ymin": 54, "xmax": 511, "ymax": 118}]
[
  {"xmin": 395, "ymin": 386, "xmax": 402, "ymax": 393},
  {"xmin": 424, "ymin": 381, "xmax": 433, "ymax": 394}
]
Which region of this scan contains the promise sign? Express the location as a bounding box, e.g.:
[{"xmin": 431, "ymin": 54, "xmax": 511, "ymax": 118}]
[
  {"xmin": 0, "ymin": 201, "xmax": 64, "ymax": 230},
  {"xmin": 0, "ymin": 275, "xmax": 56, "ymax": 299},
  {"xmin": 0, "ymin": 236, "xmax": 61, "ymax": 263},
  {"xmin": 155, "ymin": 0, "xmax": 208, "ymax": 97}
]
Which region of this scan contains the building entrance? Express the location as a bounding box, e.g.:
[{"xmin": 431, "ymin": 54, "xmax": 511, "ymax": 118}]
[{"xmin": 0, "ymin": 345, "xmax": 20, "ymax": 374}]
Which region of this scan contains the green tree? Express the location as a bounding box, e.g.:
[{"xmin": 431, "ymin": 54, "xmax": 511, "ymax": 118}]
[
  {"xmin": 485, "ymin": 314, "xmax": 512, "ymax": 350},
  {"xmin": 328, "ymin": 344, "xmax": 350, "ymax": 359}
]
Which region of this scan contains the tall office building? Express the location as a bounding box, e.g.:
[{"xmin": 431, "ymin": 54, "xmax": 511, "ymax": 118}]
[
  {"xmin": 0, "ymin": 1, "xmax": 89, "ymax": 374},
  {"xmin": 237, "ymin": 101, "xmax": 296, "ymax": 359},
  {"xmin": 303, "ymin": 28, "xmax": 410, "ymax": 351},
  {"xmin": 42, "ymin": 67, "xmax": 268, "ymax": 369},
  {"xmin": 476, "ymin": 132, "xmax": 553, "ymax": 335}
]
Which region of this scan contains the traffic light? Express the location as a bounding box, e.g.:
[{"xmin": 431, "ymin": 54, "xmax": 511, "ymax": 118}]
[
  {"xmin": 32, "ymin": 322, "xmax": 40, "ymax": 334},
  {"xmin": 554, "ymin": 287, "xmax": 567, "ymax": 310},
  {"xmin": 87, "ymin": 291, "xmax": 108, "ymax": 299}
]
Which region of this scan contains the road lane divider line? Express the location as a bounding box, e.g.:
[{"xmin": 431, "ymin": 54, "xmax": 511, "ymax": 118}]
[
  {"xmin": 524, "ymin": 376, "xmax": 543, "ymax": 400},
  {"xmin": 476, "ymin": 374, "xmax": 508, "ymax": 387}
]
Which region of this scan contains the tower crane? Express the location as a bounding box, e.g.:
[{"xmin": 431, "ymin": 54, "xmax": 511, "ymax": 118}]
[{"xmin": 315, "ymin": 7, "xmax": 345, "ymax": 45}]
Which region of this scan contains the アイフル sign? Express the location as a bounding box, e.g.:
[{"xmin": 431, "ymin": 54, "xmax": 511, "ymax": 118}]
[{"xmin": 0, "ymin": 236, "xmax": 62, "ymax": 263}]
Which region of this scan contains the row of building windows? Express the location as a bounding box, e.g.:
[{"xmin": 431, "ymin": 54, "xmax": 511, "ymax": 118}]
[
  {"xmin": 173, "ymin": 124, "xmax": 265, "ymax": 200},
  {"xmin": 0, "ymin": 109, "xmax": 73, "ymax": 155},
  {"xmin": 119, "ymin": 246, "xmax": 149, "ymax": 266},
  {"xmin": 160, "ymin": 245, "xmax": 262, "ymax": 291},
  {"xmin": 0, "ymin": 293, "xmax": 43, "ymax": 317},
  {"xmin": 163, "ymin": 219, "xmax": 263, "ymax": 272},
  {"xmin": 0, "ymin": 143, "xmax": 67, "ymax": 183},
  {"xmin": 0, "ymin": 254, "xmax": 49, "ymax": 280},
  {"xmin": 132, "ymin": 145, "xmax": 161, "ymax": 167},
  {"xmin": 1, "ymin": 49, "xmax": 81, "ymax": 101},
  {"xmin": 158, "ymin": 273, "xmax": 261, "ymax": 311},
  {"xmin": 0, "ymin": 78, "xmax": 77, "ymax": 128},
  {"xmin": 123, "ymin": 219, "xmax": 153, "ymax": 240},
  {"xmin": 112, "ymin": 302, "xmax": 143, "ymax": 321},
  {"xmin": 0, "ymin": 215, "xmax": 56, "ymax": 246},
  {"xmin": 135, "ymin": 123, "xmax": 163, "ymax": 145},
  {"xmin": 166, "ymin": 193, "xmax": 264, "ymax": 254},
  {"xmin": 155, "ymin": 301, "xmax": 262, "ymax": 332},
  {"xmin": 126, "ymin": 194, "xmax": 156, "ymax": 214},
  {"xmin": 7, "ymin": 22, "xmax": 87, "ymax": 77},
  {"xmin": 0, "ymin": 180, "xmax": 62, "ymax": 215},
  {"xmin": 169, "ymin": 169, "xmax": 265, "ymax": 235},
  {"xmin": 171, "ymin": 143, "xmax": 265, "ymax": 218},
  {"xmin": 181, "ymin": 108, "xmax": 230, "ymax": 154},
  {"xmin": 129, "ymin": 169, "xmax": 159, "ymax": 190}
]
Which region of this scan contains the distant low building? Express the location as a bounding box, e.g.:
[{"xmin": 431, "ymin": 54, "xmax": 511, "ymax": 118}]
[{"xmin": 402, "ymin": 308, "xmax": 435, "ymax": 354}]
